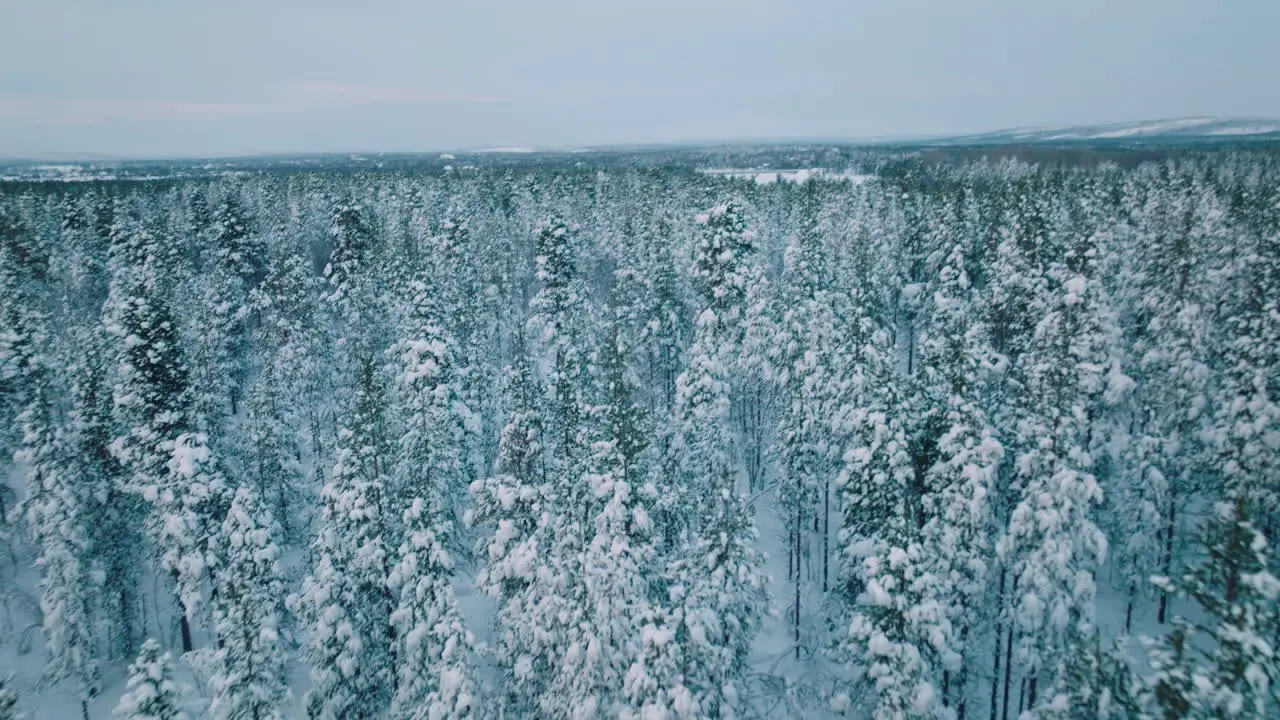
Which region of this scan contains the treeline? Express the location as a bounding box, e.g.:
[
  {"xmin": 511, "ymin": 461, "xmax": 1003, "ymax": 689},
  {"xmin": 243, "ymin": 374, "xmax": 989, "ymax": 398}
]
[{"xmin": 0, "ymin": 151, "xmax": 1277, "ymax": 719}]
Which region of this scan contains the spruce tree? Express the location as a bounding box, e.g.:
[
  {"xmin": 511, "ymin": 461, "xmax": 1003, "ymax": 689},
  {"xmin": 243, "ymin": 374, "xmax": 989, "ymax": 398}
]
[{"xmin": 105, "ymin": 219, "xmax": 217, "ymax": 652}]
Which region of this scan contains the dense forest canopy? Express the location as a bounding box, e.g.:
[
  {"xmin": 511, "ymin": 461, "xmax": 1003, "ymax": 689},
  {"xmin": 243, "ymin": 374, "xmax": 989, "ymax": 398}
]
[{"xmin": 0, "ymin": 143, "xmax": 1277, "ymax": 718}]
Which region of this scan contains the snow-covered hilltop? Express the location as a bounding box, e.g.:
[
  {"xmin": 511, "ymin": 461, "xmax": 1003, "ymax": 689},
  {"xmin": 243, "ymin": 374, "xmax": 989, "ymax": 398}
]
[{"xmin": 924, "ymin": 116, "xmax": 1280, "ymax": 145}]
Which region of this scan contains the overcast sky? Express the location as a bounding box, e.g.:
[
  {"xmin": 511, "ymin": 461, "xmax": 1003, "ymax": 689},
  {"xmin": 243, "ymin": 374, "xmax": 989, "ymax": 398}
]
[{"xmin": 2, "ymin": 0, "xmax": 1277, "ymax": 158}]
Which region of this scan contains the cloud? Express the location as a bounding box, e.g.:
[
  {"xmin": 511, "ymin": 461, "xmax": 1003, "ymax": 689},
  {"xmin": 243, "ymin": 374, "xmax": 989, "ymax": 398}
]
[
  {"xmin": 293, "ymin": 82, "xmax": 507, "ymax": 105},
  {"xmin": 0, "ymin": 82, "xmax": 509, "ymax": 125},
  {"xmin": 0, "ymin": 97, "xmax": 264, "ymax": 125}
]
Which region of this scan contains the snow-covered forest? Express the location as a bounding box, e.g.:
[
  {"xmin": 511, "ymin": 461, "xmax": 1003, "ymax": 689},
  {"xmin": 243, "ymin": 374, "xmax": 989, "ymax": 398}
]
[{"xmin": 1, "ymin": 147, "xmax": 1278, "ymax": 719}]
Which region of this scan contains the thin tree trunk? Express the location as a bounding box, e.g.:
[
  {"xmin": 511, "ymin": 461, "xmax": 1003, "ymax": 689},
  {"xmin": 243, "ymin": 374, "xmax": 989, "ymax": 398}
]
[
  {"xmin": 1000, "ymin": 624, "xmax": 1014, "ymax": 720},
  {"xmin": 173, "ymin": 571, "xmax": 194, "ymax": 653},
  {"xmin": 990, "ymin": 568, "xmax": 1006, "ymax": 720},
  {"xmin": 794, "ymin": 498, "xmax": 802, "ymax": 659},
  {"xmin": 179, "ymin": 612, "xmax": 193, "ymax": 653},
  {"xmin": 1158, "ymin": 501, "xmax": 1176, "ymax": 624},
  {"xmin": 822, "ymin": 476, "xmax": 830, "ymax": 592},
  {"xmin": 990, "ymin": 624, "xmax": 1002, "ymax": 720},
  {"xmin": 1125, "ymin": 584, "xmax": 1134, "ymax": 634},
  {"xmin": 955, "ymin": 624, "xmax": 969, "ymax": 720}
]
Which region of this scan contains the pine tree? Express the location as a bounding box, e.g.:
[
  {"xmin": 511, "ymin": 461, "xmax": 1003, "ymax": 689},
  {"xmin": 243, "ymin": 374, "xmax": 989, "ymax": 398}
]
[
  {"xmin": 115, "ymin": 639, "xmax": 190, "ymax": 720},
  {"xmin": 298, "ymin": 358, "xmax": 396, "ymax": 719},
  {"xmin": 548, "ymin": 323, "xmax": 657, "ymax": 718},
  {"xmin": 1216, "ymin": 210, "xmax": 1280, "ymax": 541},
  {"xmin": 105, "ymin": 219, "xmax": 215, "ymax": 652},
  {"xmin": 208, "ymin": 487, "xmax": 290, "ymax": 720},
  {"xmin": 667, "ymin": 490, "xmax": 770, "ymax": 718},
  {"xmin": 391, "ymin": 280, "xmax": 473, "ymax": 553},
  {"xmin": 388, "ymin": 499, "xmax": 482, "ymax": 720},
  {"xmin": 774, "ymin": 218, "xmax": 842, "ymax": 655},
  {"xmin": 528, "ymin": 215, "xmax": 592, "ymax": 465},
  {"xmin": 622, "ymin": 602, "xmax": 697, "ymax": 719},
  {"xmin": 1139, "ymin": 496, "xmax": 1279, "ymax": 718},
  {"xmin": 999, "ymin": 260, "xmax": 1111, "ymax": 715},
  {"xmin": 469, "ymin": 343, "xmax": 552, "ymax": 714},
  {"xmin": 832, "ymin": 324, "xmax": 930, "ymax": 719},
  {"xmin": 245, "ymin": 250, "xmax": 322, "ymax": 542},
  {"xmin": 473, "ymin": 217, "xmax": 599, "ymax": 715},
  {"xmin": 654, "ymin": 203, "xmax": 768, "ymax": 719},
  {"xmin": 72, "ymin": 339, "xmax": 146, "ymax": 661},
  {"xmin": 916, "ymin": 239, "xmax": 1003, "ymax": 712},
  {"xmin": 210, "ymin": 193, "xmax": 264, "ymax": 287},
  {"xmin": 323, "ymin": 203, "xmax": 384, "ymax": 357},
  {"xmin": 17, "ymin": 373, "xmax": 99, "ymax": 715}
]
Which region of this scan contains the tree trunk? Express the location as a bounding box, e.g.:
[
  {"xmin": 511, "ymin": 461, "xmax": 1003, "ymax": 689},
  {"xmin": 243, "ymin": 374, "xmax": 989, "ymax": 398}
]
[
  {"xmin": 990, "ymin": 625, "xmax": 1002, "ymax": 720},
  {"xmin": 179, "ymin": 612, "xmax": 193, "ymax": 653},
  {"xmin": 822, "ymin": 476, "xmax": 830, "ymax": 593},
  {"xmin": 1125, "ymin": 584, "xmax": 1134, "ymax": 634},
  {"xmin": 1000, "ymin": 625, "xmax": 1014, "ymax": 720},
  {"xmin": 1158, "ymin": 501, "xmax": 1176, "ymax": 624},
  {"xmin": 990, "ymin": 568, "xmax": 1006, "ymax": 720},
  {"xmin": 793, "ymin": 498, "xmax": 802, "ymax": 659}
]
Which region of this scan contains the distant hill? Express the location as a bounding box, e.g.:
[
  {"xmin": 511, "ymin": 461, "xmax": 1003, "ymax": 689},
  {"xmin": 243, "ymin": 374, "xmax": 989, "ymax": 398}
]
[{"xmin": 919, "ymin": 117, "xmax": 1280, "ymax": 146}]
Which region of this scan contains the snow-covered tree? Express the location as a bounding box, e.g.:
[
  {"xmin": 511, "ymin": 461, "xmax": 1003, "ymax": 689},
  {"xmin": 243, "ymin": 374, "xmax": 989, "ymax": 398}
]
[
  {"xmin": 115, "ymin": 639, "xmax": 190, "ymax": 720},
  {"xmin": 652, "ymin": 203, "xmax": 768, "ymax": 719},
  {"xmin": 71, "ymin": 339, "xmax": 147, "ymax": 661},
  {"xmin": 469, "ymin": 342, "xmax": 553, "ymax": 714},
  {"xmin": 547, "ymin": 323, "xmax": 657, "ymax": 718},
  {"xmin": 391, "ymin": 279, "xmax": 473, "ymax": 552},
  {"xmin": 388, "ymin": 498, "xmax": 482, "ymax": 720},
  {"xmin": 208, "ymin": 487, "xmax": 290, "ymax": 720},
  {"xmin": 528, "ymin": 216, "xmax": 592, "ymax": 465},
  {"xmin": 105, "ymin": 218, "xmax": 222, "ymax": 652},
  {"xmin": 666, "ymin": 489, "xmax": 770, "ymax": 718},
  {"xmin": 998, "ymin": 261, "xmax": 1111, "ymax": 715},
  {"xmin": 831, "ymin": 323, "xmax": 931, "ymax": 718},
  {"xmin": 17, "ymin": 373, "xmax": 99, "ymax": 716},
  {"xmin": 916, "ymin": 239, "xmax": 1003, "ymax": 712},
  {"xmin": 1215, "ymin": 207, "xmax": 1280, "ymax": 541},
  {"xmin": 773, "ymin": 218, "xmax": 842, "ymax": 654},
  {"xmin": 1138, "ymin": 496, "xmax": 1279, "ymax": 718},
  {"xmin": 297, "ymin": 357, "xmax": 396, "ymax": 719}
]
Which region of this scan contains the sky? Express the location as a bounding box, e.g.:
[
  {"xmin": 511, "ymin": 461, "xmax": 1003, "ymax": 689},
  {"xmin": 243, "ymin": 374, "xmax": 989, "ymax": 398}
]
[{"xmin": 2, "ymin": 0, "xmax": 1278, "ymax": 158}]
